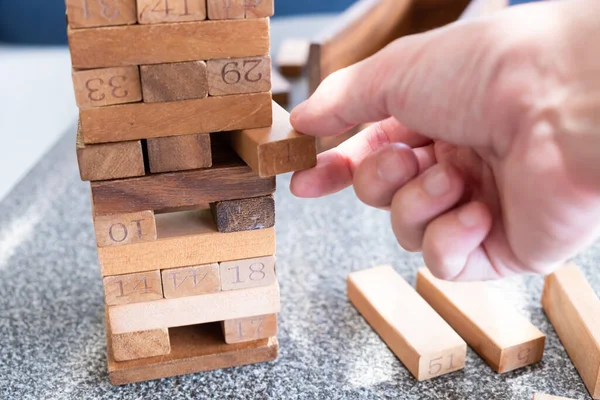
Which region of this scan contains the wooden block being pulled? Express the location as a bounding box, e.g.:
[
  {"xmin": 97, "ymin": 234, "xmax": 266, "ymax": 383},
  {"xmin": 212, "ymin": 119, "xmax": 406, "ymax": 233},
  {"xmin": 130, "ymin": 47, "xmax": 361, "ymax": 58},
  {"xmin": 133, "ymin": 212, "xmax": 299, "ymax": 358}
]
[
  {"xmin": 76, "ymin": 124, "xmax": 145, "ymax": 182},
  {"xmin": 244, "ymin": 0, "xmax": 273, "ymax": 18},
  {"xmin": 93, "ymin": 210, "xmax": 157, "ymax": 247},
  {"xmin": 108, "ymin": 280, "xmax": 280, "ymax": 333},
  {"xmin": 532, "ymin": 394, "xmax": 577, "ymax": 400},
  {"xmin": 542, "ymin": 263, "xmax": 600, "ymax": 399},
  {"xmin": 68, "ymin": 18, "xmax": 270, "ymax": 69},
  {"xmin": 80, "ymin": 92, "xmax": 272, "ymax": 144},
  {"xmin": 147, "ymin": 133, "xmax": 212, "ymax": 173},
  {"xmin": 222, "ymin": 314, "xmax": 278, "ymax": 344},
  {"xmin": 207, "ymin": 0, "xmax": 245, "ymax": 19},
  {"xmin": 66, "ymin": 0, "xmax": 137, "ymax": 29},
  {"xmin": 137, "ymin": 0, "xmax": 206, "ymax": 24},
  {"xmin": 103, "ymin": 270, "xmax": 164, "ymax": 306},
  {"xmin": 162, "ymin": 264, "xmax": 221, "ymax": 299},
  {"xmin": 140, "ymin": 61, "xmax": 208, "ymax": 103},
  {"xmin": 271, "ymin": 67, "xmax": 291, "ymax": 107},
  {"xmin": 210, "ymin": 195, "xmax": 274, "ymax": 233},
  {"xmin": 417, "ymin": 268, "xmax": 545, "ymax": 373},
  {"xmin": 226, "ymin": 101, "xmax": 316, "ymax": 177},
  {"xmin": 107, "ymin": 323, "xmax": 278, "ymax": 385},
  {"xmin": 207, "ymin": 56, "xmax": 271, "ymax": 97},
  {"xmin": 276, "ymin": 39, "xmax": 310, "ymax": 77},
  {"xmin": 111, "ymin": 328, "xmax": 171, "ymax": 362},
  {"xmin": 72, "ymin": 66, "xmax": 142, "ymax": 108},
  {"xmin": 220, "ymin": 255, "xmax": 276, "ymax": 291},
  {"xmin": 97, "ymin": 210, "xmax": 276, "ymax": 276},
  {"xmin": 348, "ymin": 266, "xmax": 466, "ymax": 381}
]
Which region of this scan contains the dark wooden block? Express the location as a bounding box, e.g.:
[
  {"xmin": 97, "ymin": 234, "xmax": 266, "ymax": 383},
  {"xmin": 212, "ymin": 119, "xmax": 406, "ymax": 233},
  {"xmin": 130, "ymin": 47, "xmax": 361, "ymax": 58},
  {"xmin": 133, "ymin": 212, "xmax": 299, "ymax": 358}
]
[
  {"xmin": 140, "ymin": 61, "xmax": 209, "ymax": 103},
  {"xmin": 210, "ymin": 195, "xmax": 275, "ymax": 233},
  {"xmin": 147, "ymin": 133, "xmax": 212, "ymax": 173}
]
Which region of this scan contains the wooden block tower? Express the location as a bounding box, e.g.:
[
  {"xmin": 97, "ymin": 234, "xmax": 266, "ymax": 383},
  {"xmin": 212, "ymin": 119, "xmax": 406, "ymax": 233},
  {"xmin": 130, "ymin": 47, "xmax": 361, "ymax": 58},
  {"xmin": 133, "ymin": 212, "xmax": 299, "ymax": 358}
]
[{"xmin": 66, "ymin": 0, "xmax": 316, "ymax": 385}]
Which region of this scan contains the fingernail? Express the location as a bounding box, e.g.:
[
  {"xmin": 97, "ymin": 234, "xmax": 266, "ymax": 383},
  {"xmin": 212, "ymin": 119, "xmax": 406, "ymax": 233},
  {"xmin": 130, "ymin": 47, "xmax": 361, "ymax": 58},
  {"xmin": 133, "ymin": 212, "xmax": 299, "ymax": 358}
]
[
  {"xmin": 423, "ymin": 166, "xmax": 451, "ymax": 197},
  {"xmin": 458, "ymin": 205, "xmax": 482, "ymax": 228},
  {"xmin": 377, "ymin": 147, "xmax": 407, "ymax": 184}
]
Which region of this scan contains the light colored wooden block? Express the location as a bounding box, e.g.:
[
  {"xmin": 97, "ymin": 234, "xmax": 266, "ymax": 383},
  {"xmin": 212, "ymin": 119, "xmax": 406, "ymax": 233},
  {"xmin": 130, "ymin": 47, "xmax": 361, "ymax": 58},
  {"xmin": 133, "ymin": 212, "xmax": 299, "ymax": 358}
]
[
  {"xmin": 207, "ymin": 56, "xmax": 271, "ymax": 96},
  {"xmin": 108, "ymin": 281, "xmax": 280, "ymax": 334},
  {"xmin": 94, "ymin": 210, "xmax": 157, "ymax": 248},
  {"xmin": 416, "ymin": 268, "xmax": 546, "ymax": 373},
  {"xmin": 220, "ymin": 256, "xmax": 276, "ymax": 291},
  {"xmin": 98, "ymin": 210, "xmax": 276, "ymax": 276},
  {"xmin": 271, "ymin": 67, "xmax": 291, "ymax": 107},
  {"xmin": 348, "ymin": 265, "xmax": 466, "ymax": 381},
  {"xmin": 207, "ymin": 0, "xmax": 245, "ymax": 19},
  {"xmin": 276, "ymin": 39, "xmax": 310, "ymax": 77},
  {"xmin": 210, "ymin": 195, "xmax": 274, "ymax": 233},
  {"xmin": 66, "ymin": 0, "xmax": 137, "ymax": 28},
  {"xmin": 226, "ymin": 101, "xmax": 317, "ymax": 177},
  {"xmin": 162, "ymin": 264, "xmax": 221, "ymax": 298},
  {"xmin": 532, "ymin": 394, "xmax": 577, "ymax": 400},
  {"xmin": 244, "ymin": 0, "xmax": 273, "ymax": 18},
  {"xmin": 542, "ymin": 263, "xmax": 600, "ymax": 399},
  {"xmin": 68, "ymin": 18, "xmax": 270, "ymax": 69},
  {"xmin": 137, "ymin": 0, "xmax": 206, "ymax": 24},
  {"xmin": 79, "ymin": 92, "xmax": 272, "ymax": 144},
  {"xmin": 147, "ymin": 133, "xmax": 212, "ymax": 173},
  {"xmin": 111, "ymin": 328, "xmax": 171, "ymax": 362},
  {"xmin": 103, "ymin": 270, "xmax": 164, "ymax": 306},
  {"xmin": 140, "ymin": 61, "xmax": 208, "ymax": 103},
  {"xmin": 72, "ymin": 66, "xmax": 142, "ymax": 109},
  {"xmin": 222, "ymin": 314, "xmax": 277, "ymax": 344}
]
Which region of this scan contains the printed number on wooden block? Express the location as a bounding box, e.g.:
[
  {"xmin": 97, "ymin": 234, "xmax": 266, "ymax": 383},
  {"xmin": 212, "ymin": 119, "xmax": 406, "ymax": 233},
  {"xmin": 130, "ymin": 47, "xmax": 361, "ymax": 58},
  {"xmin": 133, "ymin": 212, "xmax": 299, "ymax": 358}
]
[
  {"xmin": 66, "ymin": 0, "xmax": 137, "ymax": 28},
  {"xmin": 162, "ymin": 264, "xmax": 221, "ymax": 298},
  {"xmin": 104, "ymin": 270, "xmax": 164, "ymax": 306},
  {"xmin": 222, "ymin": 314, "xmax": 277, "ymax": 344},
  {"xmin": 244, "ymin": 0, "xmax": 273, "ymax": 18},
  {"xmin": 111, "ymin": 328, "xmax": 171, "ymax": 362},
  {"xmin": 137, "ymin": 0, "xmax": 206, "ymax": 24},
  {"xmin": 72, "ymin": 66, "xmax": 142, "ymax": 108},
  {"xmin": 207, "ymin": 56, "xmax": 271, "ymax": 96},
  {"xmin": 207, "ymin": 0, "xmax": 273, "ymax": 19},
  {"xmin": 220, "ymin": 256, "xmax": 276, "ymax": 291},
  {"xmin": 94, "ymin": 210, "xmax": 157, "ymax": 247}
]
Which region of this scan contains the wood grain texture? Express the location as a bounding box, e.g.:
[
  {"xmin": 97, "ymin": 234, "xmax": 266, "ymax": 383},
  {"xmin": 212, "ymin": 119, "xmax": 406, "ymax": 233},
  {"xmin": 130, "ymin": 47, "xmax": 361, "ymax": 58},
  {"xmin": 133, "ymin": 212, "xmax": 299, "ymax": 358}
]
[
  {"xmin": 72, "ymin": 66, "xmax": 142, "ymax": 108},
  {"xmin": 68, "ymin": 18, "xmax": 270, "ymax": 69},
  {"xmin": 76, "ymin": 124, "xmax": 145, "ymax": 182},
  {"xmin": 93, "ymin": 210, "xmax": 157, "ymax": 247},
  {"xmin": 244, "ymin": 0, "xmax": 273, "ymax": 18},
  {"xmin": 66, "ymin": 0, "xmax": 137, "ymax": 28},
  {"xmin": 80, "ymin": 92, "xmax": 273, "ymax": 144},
  {"xmin": 222, "ymin": 314, "xmax": 277, "ymax": 344},
  {"xmin": 416, "ymin": 268, "xmax": 545, "ymax": 373},
  {"xmin": 276, "ymin": 39, "xmax": 310, "ymax": 77},
  {"xmin": 207, "ymin": 56, "xmax": 271, "ymax": 96},
  {"xmin": 137, "ymin": 0, "xmax": 206, "ymax": 24},
  {"xmin": 348, "ymin": 266, "xmax": 466, "ymax": 381},
  {"xmin": 107, "ymin": 322, "xmax": 278, "ymax": 385},
  {"xmin": 532, "ymin": 394, "xmax": 576, "ymax": 400},
  {"xmin": 220, "ymin": 256, "xmax": 276, "ymax": 291},
  {"xmin": 97, "ymin": 210, "xmax": 276, "ymax": 276},
  {"xmin": 210, "ymin": 195, "xmax": 274, "ymax": 233},
  {"xmin": 140, "ymin": 61, "xmax": 208, "ymax": 103},
  {"xmin": 207, "ymin": 0, "xmax": 245, "ymax": 19},
  {"xmin": 412, "ymin": 0, "xmax": 471, "ymax": 34},
  {"xmin": 103, "ymin": 270, "xmax": 164, "ymax": 306},
  {"xmin": 162, "ymin": 264, "xmax": 221, "ymax": 298},
  {"xmin": 226, "ymin": 102, "xmax": 317, "ymax": 177},
  {"xmin": 111, "ymin": 328, "xmax": 171, "ymax": 362},
  {"xmin": 147, "ymin": 133, "xmax": 212, "ymax": 173},
  {"xmin": 542, "ymin": 263, "xmax": 600, "ymax": 399},
  {"xmin": 271, "ymin": 67, "xmax": 291, "ymax": 107},
  {"xmin": 108, "ymin": 281, "xmax": 280, "ymax": 333}
]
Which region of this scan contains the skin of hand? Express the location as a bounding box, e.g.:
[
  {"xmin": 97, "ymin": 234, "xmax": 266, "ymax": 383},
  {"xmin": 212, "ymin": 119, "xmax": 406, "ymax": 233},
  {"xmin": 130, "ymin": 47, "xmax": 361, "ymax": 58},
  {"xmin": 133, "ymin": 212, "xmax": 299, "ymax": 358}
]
[{"xmin": 289, "ymin": 0, "xmax": 600, "ymax": 281}]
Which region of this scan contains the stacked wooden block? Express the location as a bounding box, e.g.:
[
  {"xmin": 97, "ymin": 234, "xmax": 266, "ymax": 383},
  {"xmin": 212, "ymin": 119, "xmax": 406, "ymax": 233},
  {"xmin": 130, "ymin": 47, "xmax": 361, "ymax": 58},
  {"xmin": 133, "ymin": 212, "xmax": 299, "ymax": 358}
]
[{"xmin": 67, "ymin": 0, "xmax": 316, "ymax": 385}]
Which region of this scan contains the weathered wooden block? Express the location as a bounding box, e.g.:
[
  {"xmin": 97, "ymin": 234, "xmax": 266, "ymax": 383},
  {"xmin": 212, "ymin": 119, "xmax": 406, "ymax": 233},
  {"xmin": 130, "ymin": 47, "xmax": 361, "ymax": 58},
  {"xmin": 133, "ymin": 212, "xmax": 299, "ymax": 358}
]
[
  {"xmin": 244, "ymin": 0, "xmax": 273, "ymax": 18},
  {"xmin": 207, "ymin": 56, "xmax": 271, "ymax": 96},
  {"xmin": 137, "ymin": 0, "xmax": 206, "ymax": 24},
  {"xmin": 147, "ymin": 133, "xmax": 212, "ymax": 173},
  {"xmin": 210, "ymin": 195, "xmax": 274, "ymax": 233},
  {"xmin": 72, "ymin": 66, "xmax": 142, "ymax": 108},
  {"xmin": 220, "ymin": 255, "xmax": 276, "ymax": 291},
  {"xmin": 222, "ymin": 314, "xmax": 277, "ymax": 344},
  {"xmin": 140, "ymin": 61, "xmax": 208, "ymax": 103},
  {"xmin": 66, "ymin": 0, "xmax": 137, "ymax": 28},
  {"xmin": 207, "ymin": 0, "xmax": 245, "ymax": 19},
  {"xmin": 162, "ymin": 264, "xmax": 221, "ymax": 298},
  {"xmin": 93, "ymin": 210, "xmax": 157, "ymax": 247},
  {"xmin": 111, "ymin": 328, "xmax": 171, "ymax": 362},
  {"xmin": 103, "ymin": 270, "xmax": 164, "ymax": 306}
]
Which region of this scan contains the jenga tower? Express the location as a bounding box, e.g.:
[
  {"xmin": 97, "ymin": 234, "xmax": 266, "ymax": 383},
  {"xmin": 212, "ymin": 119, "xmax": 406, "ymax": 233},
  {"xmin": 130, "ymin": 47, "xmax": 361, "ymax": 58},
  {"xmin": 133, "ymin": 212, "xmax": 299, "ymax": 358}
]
[{"xmin": 66, "ymin": 0, "xmax": 316, "ymax": 385}]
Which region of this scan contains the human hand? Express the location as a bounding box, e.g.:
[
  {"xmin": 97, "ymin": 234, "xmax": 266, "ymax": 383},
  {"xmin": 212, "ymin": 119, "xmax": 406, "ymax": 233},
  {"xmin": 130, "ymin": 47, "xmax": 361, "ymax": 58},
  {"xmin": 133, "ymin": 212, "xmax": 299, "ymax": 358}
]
[{"xmin": 290, "ymin": 0, "xmax": 600, "ymax": 281}]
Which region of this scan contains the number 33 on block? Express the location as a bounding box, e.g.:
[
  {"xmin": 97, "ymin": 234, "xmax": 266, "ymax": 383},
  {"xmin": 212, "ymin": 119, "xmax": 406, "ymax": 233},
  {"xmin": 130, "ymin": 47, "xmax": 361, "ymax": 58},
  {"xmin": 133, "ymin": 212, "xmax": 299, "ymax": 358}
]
[
  {"xmin": 207, "ymin": 56, "xmax": 272, "ymax": 96},
  {"xmin": 72, "ymin": 66, "xmax": 143, "ymax": 108},
  {"xmin": 137, "ymin": 0, "xmax": 207, "ymax": 24}
]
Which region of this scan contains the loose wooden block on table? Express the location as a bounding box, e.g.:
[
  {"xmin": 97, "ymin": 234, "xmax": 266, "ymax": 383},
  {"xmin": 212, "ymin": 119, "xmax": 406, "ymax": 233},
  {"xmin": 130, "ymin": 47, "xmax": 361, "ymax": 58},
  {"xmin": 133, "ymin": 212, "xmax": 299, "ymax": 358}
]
[
  {"xmin": 79, "ymin": 92, "xmax": 272, "ymax": 144},
  {"xmin": 222, "ymin": 314, "xmax": 278, "ymax": 344},
  {"xmin": 532, "ymin": 394, "xmax": 577, "ymax": 400},
  {"xmin": 210, "ymin": 195, "xmax": 274, "ymax": 233},
  {"xmin": 103, "ymin": 270, "xmax": 163, "ymax": 306},
  {"xmin": 207, "ymin": 56, "xmax": 271, "ymax": 96},
  {"xmin": 277, "ymin": 39, "xmax": 310, "ymax": 77},
  {"xmin": 111, "ymin": 328, "xmax": 171, "ymax": 362},
  {"xmin": 66, "ymin": 0, "xmax": 137, "ymax": 28},
  {"xmin": 207, "ymin": 0, "xmax": 245, "ymax": 19},
  {"xmin": 140, "ymin": 61, "xmax": 208, "ymax": 103},
  {"xmin": 108, "ymin": 281, "xmax": 280, "ymax": 334},
  {"xmin": 220, "ymin": 256, "xmax": 276, "ymax": 291},
  {"xmin": 226, "ymin": 102, "xmax": 317, "ymax": 177},
  {"xmin": 348, "ymin": 266, "xmax": 466, "ymax": 381},
  {"xmin": 107, "ymin": 323, "xmax": 278, "ymax": 385},
  {"xmin": 162, "ymin": 263, "xmax": 221, "ymax": 299},
  {"xmin": 147, "ymin": 133, "xmax": 212, "ymax": 173},
  {"xmin": 97, "ymin": 210, "xmax": 276, "ymax": 276},
  {"xmin": 94, "ymin": 210, "xmax": 157, "ymax": 247},
  {"xmin": 416, "ymin": 268, "xmax": 545, "ymax": 373},
  {"xmin": 542, "ymin": 263, "xmax": 600, "ymax": 399},
  {"xmin": 68, "ymin": 18, "xmax": 270, "ymax": 69},
  {"xmin": 271, "ymin": 67, "xmax": 291, "ymax": 107},
  {"xmin": 137, "ymin": 0, "xmax": 206, "ymax": 24},
  {"xmin": 72, "ymin": 66, "xmax": 142, "ymax": 109}
]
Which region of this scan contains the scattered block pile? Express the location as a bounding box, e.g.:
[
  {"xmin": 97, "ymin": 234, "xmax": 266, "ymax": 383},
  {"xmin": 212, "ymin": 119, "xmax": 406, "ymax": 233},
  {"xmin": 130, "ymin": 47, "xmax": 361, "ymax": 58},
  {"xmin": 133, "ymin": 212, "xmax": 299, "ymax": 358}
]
[{"xmin": 66, "ymin": 0, "xmax": 316, "ymax": 385}]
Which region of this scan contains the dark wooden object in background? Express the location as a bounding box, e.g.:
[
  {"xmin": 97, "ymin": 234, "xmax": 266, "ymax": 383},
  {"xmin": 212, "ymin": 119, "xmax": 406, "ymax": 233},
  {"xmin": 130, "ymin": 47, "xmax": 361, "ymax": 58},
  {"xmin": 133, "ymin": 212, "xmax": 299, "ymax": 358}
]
[
  {"xmin": 210, "ymin": 195, "xmax": 275, "ymax": 233},
  {"xmin": 147, "ymin": 133, "xmax": 212, "ymax": 173}
]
